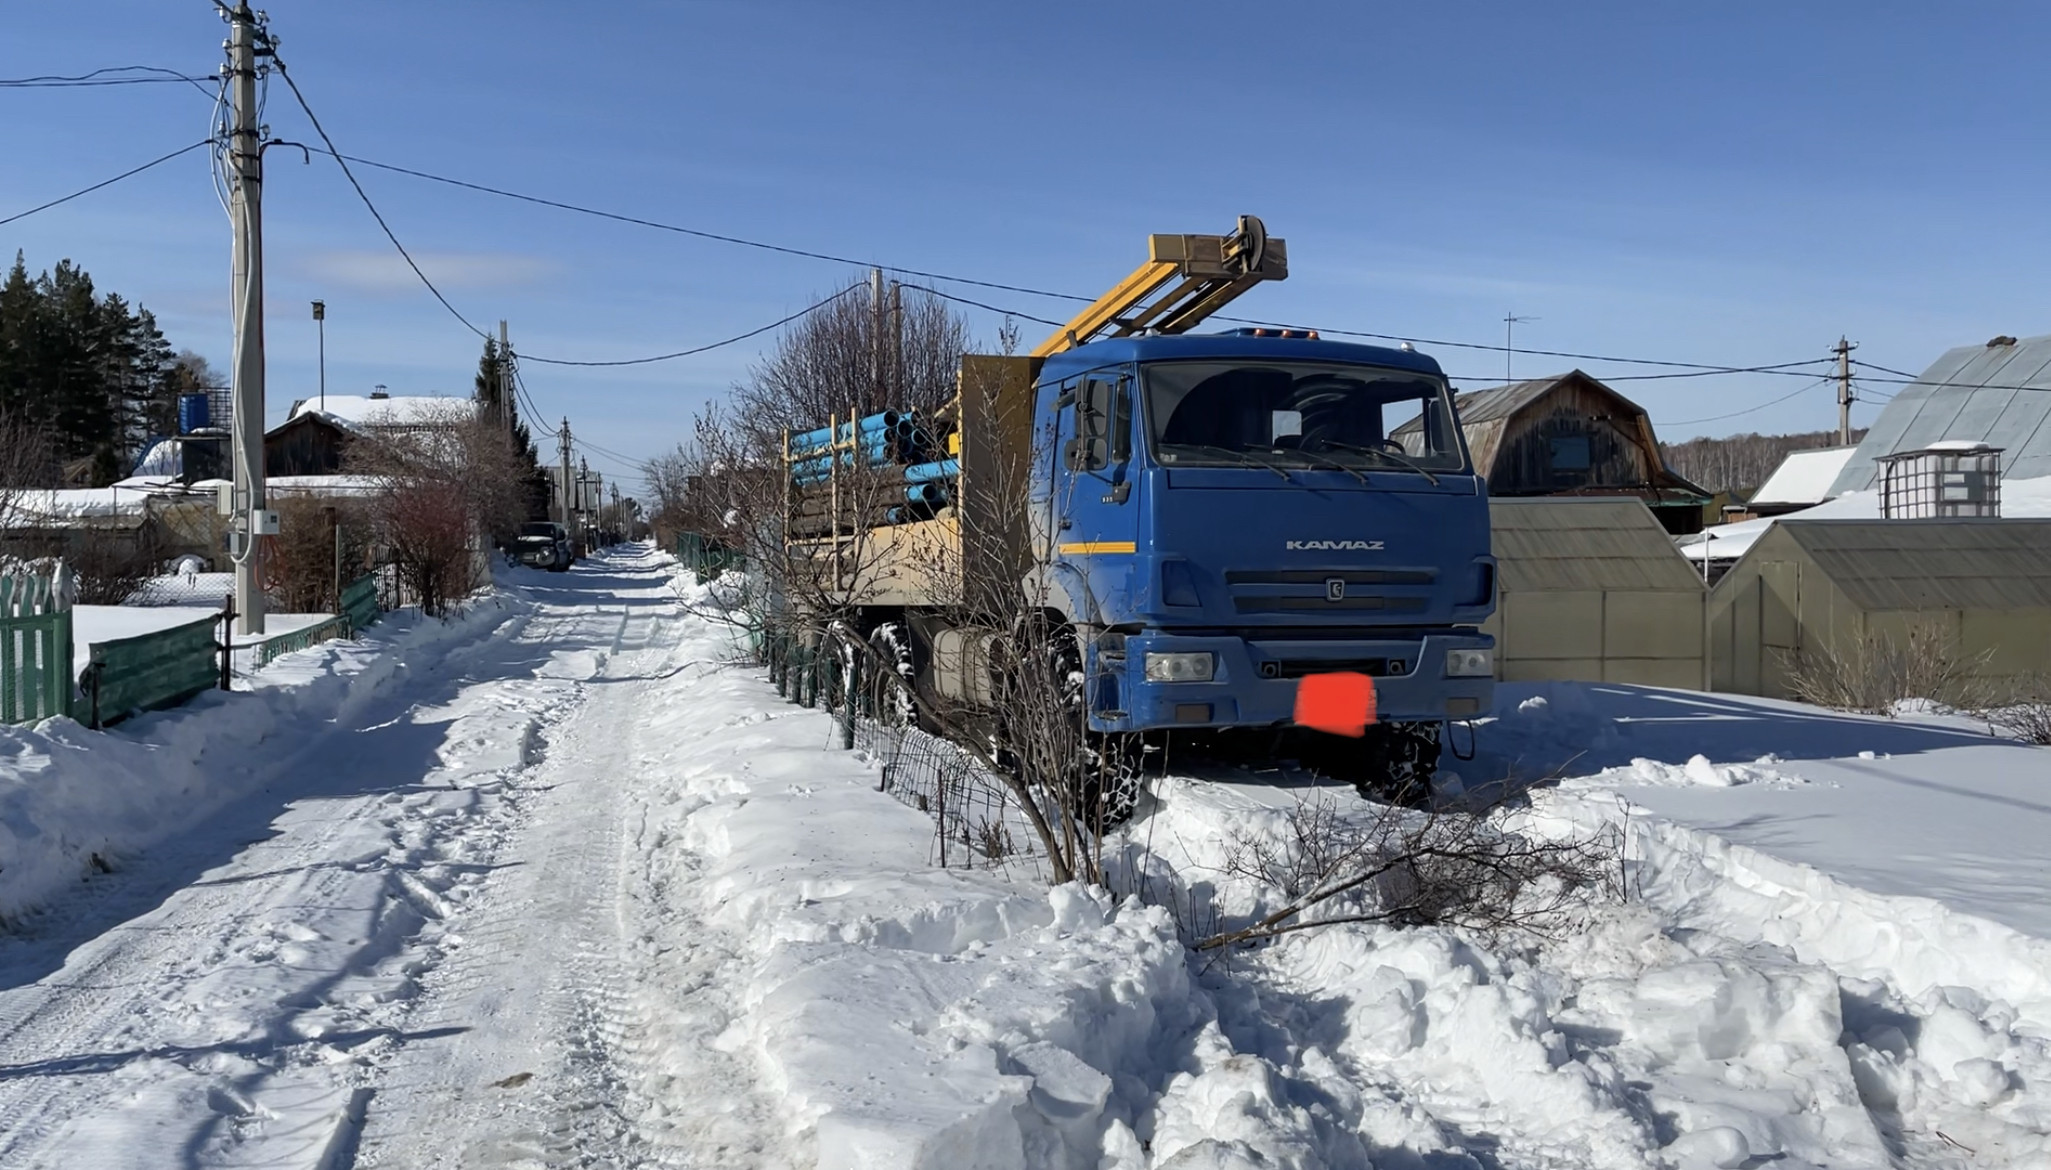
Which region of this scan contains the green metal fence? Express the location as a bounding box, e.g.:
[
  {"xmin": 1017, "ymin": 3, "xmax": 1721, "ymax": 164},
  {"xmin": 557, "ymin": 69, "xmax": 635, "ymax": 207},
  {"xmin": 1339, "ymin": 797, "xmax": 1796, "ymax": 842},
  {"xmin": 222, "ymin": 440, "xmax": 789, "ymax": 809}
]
[
  {"xmin": 675, "ymin": 532, "xmax": 743, "ymax": 580},
  {"xmin": 252, "ymin": 615, "xmax": 351, "ymax": 669},
  {"xmin": 78, "ymin": 615, "xmax": 220, "ymax": 729},
  {"xmin": 340, "ymin": 572, "xmax": 381, "ymax": 634}
]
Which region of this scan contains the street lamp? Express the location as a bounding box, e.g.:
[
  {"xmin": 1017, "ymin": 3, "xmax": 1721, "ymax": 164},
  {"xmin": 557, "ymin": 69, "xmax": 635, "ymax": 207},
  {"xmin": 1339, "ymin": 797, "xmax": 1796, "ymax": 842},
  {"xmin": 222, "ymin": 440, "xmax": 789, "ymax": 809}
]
[{"xmin": 311, "ymin": 300, "xmax": 326, "ymax": 413}]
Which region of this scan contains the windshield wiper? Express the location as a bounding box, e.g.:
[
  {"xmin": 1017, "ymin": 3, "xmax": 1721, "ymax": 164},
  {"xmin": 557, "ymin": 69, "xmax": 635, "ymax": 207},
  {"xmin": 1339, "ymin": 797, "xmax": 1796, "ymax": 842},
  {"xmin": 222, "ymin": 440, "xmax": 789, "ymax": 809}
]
[
  {"xmin": 1312, "ymin": 439, "xmax": 1441, "ymax": 486},
  {"xmin": 1173, "ymin": 444, "xmax": 1291, "ymax": 480},
  {"xmin": 1277, "ymin": 445, "xmax": 1368, "ymax": 484}
]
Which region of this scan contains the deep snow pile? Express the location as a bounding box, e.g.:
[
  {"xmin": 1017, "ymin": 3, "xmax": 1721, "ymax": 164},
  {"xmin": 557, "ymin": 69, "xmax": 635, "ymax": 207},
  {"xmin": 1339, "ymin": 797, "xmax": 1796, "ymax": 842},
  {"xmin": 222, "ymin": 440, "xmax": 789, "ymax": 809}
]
[
  {"xmin": 651, "ymin": 569, "xmax": 2051, "ymax": 1168},
  {"xmin": 0, "ymin": 597, "xmax": 519, "ymax": 924}
]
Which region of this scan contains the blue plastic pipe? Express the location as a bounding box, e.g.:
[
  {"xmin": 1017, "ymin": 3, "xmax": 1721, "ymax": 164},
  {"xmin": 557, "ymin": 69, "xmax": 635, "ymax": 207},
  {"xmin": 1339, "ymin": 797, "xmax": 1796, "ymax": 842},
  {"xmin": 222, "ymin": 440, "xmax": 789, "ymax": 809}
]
[
  {"xmin": 789, "ymin": 410, "xmax": 899, "ymax": 455},
  {"xmin": 902, "ymin": 458, "xmax": 959, "ymax": 483}
]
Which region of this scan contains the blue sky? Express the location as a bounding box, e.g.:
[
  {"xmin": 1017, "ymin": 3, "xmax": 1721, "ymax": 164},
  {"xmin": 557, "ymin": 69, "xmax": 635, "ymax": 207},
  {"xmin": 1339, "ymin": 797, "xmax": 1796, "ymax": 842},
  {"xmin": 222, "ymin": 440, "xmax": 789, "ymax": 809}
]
[{"xmin": 6, "ymin": 2, "xmax": 2051, "ymax": 486}]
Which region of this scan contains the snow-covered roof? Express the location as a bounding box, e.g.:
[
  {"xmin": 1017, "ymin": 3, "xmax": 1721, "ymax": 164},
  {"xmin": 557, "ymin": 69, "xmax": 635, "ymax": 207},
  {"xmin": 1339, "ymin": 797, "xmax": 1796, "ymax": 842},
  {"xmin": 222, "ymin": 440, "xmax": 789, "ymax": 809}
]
[
  {"xmin": 1749, "ymin": 446, "xmax": 1856, "ymax": 508},
  {"xmin": 1829, "ymin": 333, "xmax": 2051, "ymax": 495},
  {"xmin": 1681, "ymin": 472, "xmax": 2051, "ymax": 561},
  {"xmin": 286, "ymin": 395, "xmax": 475, "ymax": 428}
]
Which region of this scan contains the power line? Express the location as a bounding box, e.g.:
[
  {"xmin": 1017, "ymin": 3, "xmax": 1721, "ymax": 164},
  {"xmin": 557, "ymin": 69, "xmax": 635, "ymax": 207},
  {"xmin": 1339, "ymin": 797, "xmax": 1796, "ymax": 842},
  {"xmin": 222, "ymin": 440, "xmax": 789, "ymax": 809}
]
[
  {"xmin": 0, "ymin": 65, "xmax": 216, "ymax": 98},
  {"xmin": 305, "ymin": 146, "xmax": 1084, "ymax": 304},
  {"xmin": 0, "ymin": 139, "xmax": 212, "ymax": 227},
  {"xmin": 1663, "ymin": 377, "xmax": 1831, "ymax": 426},
  {"xmin": 270, "ymin": 57, "xmax": 493, "ymax": 341},
  {"xmin": 1854, "ymin": 359, "xmax": 1924, "ymax": 381},
  {"xmin": 519, "ymin": 285, "xmax": 862, "ymax": 367},
  {"xmin": 307, "ymin": 147, "xmax": 1839, "ymax": 380}
]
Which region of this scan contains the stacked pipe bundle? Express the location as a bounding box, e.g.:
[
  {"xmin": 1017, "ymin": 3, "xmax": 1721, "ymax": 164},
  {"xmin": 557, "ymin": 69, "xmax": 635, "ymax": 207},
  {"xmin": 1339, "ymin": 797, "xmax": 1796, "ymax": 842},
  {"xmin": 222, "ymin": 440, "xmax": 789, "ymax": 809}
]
[{"xmin": 786, "ymin": 408, "xmax": 959, "ymax": 533}]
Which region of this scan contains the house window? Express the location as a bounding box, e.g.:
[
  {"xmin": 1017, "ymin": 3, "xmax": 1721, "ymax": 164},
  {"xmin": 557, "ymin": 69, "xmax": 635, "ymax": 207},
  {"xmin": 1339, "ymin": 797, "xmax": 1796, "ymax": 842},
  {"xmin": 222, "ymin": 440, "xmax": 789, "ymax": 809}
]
[{"xmin": 1549, "ymin": 434, "xmax": 1591, "ymax": 471}]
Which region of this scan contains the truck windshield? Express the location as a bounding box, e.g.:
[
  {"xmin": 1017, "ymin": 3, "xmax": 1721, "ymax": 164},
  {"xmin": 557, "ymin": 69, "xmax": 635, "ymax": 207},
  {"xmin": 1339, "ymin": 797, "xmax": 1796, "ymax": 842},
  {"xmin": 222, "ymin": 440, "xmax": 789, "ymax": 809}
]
[
  {"xmin": 1142, "ymin": 360, "xmax": 1466, "ymax": 474},
  {"xmin": 519, "ymin": 523, "xmax": 557, "ymax": 538}
]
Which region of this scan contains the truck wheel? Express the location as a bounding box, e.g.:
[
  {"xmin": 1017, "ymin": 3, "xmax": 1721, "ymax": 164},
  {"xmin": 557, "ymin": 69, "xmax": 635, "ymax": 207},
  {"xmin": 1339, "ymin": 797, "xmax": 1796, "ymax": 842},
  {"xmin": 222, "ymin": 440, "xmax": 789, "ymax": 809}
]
[
  {"xmin": 1353, "ymin": 721, "xmax": 1441, "ymax": 804},
  {"xmin": 868, "ymin": 623, "xmax": 917, "ymax": 727},
  {"xmin": 1075, "ymin": 733, "xmax": 1148, "ymax": 833}
]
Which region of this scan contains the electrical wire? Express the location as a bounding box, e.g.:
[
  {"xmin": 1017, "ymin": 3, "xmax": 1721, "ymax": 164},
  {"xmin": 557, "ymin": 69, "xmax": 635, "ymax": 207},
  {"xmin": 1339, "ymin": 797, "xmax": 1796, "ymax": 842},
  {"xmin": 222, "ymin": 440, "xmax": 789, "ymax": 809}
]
[
  {"xmin": 1662, "ymin": 377, "xmax": 1832, "ymax": 427},
  {"xmin": 269, "ymin": 56, "xmax": 494, "ymax": 341},
  {"xmin": 1854, "ymin": 359, "xmax": 1925, "ymax": 381},
  {"xmin": 0, "ymin": 139, "xmax": 212, "ymax": 226},
  {"xmin": 0, "ymin": 65, "xmax": 216, "ymax": 98},
  {"xmin": 518, "ymin": 285, "xmax": 863, "ymax": 367},
  {"xmin": 295, "ymin": 145, "xmax": 1866, "ymax": 383}
]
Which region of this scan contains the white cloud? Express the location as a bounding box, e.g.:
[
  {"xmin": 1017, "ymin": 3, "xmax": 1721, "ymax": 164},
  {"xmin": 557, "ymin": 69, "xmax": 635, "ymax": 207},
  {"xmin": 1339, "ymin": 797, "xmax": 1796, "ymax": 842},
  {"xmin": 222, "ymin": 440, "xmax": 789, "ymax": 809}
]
[{"xmin": 298, "ymin": 249, "xmax": 556, "ymax": 294}]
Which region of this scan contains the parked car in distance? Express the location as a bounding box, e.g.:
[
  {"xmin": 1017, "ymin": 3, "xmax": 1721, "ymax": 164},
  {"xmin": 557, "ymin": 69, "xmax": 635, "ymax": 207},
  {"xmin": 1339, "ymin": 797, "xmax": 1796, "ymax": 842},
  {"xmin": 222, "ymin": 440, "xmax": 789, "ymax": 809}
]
[{"xmin": 515, "ymin": 521, "xmax": 573, "ymax": 572}]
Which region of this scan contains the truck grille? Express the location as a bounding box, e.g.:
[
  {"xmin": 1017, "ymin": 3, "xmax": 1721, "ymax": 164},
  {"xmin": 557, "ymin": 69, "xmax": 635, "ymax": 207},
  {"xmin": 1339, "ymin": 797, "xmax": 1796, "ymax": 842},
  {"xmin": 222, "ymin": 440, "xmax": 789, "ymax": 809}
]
[
  {"xmin": 1260, "ymin": 657, "xmax": 1408, "ymax": 679},
  {"xmin": 1225, "ymin": 567, "xmax": 1436, "ymax": 615}
]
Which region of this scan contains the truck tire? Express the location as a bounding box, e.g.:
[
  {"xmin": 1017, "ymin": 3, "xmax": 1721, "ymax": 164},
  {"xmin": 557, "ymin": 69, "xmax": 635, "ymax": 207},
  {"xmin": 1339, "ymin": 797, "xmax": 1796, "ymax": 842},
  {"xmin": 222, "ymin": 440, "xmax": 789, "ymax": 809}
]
[
  {"xmin": 1353, "ymin": 721, "xmax": 1441, "ymax": 804},
  {"xmin": 867, "ymin": 623, "xmax": 918, "ymax": 727}
]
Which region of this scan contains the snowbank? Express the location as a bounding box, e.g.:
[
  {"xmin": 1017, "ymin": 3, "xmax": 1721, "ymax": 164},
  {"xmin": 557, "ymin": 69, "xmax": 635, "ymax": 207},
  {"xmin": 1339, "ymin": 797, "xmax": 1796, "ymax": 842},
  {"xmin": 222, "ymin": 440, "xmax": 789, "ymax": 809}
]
[{"xmin": 0, "ymin": 599, "xmax": 519, "ymax": 924}]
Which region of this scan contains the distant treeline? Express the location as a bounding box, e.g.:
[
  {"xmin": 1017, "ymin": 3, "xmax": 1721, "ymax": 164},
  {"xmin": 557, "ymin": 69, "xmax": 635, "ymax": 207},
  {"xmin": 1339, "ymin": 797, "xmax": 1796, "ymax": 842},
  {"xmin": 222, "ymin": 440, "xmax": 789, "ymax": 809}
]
[
  {"xmin": 0, "ymin": 251, "xmax": 211, "ymax": 486},
  {"xmin": 1659, "ymin": 428, "xmax": 1867, "ymax": 499}
]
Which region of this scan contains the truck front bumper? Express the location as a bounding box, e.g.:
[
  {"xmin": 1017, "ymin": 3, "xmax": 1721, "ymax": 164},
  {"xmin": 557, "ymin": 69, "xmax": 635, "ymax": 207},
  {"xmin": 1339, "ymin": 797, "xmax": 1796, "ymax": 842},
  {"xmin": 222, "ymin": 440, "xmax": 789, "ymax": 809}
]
[{"xmin": 1088, "ymin": 630, "xmax": 1495, "ymax": 733}]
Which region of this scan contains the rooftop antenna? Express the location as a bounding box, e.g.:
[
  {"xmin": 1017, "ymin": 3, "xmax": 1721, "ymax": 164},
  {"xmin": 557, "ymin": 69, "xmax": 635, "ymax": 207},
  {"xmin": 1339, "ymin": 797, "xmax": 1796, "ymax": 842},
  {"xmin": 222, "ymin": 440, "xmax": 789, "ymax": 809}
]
[{"xmin": 1504, "ymin": 312, "xmax": 1538, "ymax": 385}]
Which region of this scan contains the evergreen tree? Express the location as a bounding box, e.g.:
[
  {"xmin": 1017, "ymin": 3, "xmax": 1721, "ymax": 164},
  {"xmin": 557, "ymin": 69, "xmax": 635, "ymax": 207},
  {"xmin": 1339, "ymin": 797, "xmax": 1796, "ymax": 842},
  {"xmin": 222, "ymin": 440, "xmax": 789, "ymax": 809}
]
[{"xmin": 470, "ymin": 336, "xmax": 549, "ymax": 521}]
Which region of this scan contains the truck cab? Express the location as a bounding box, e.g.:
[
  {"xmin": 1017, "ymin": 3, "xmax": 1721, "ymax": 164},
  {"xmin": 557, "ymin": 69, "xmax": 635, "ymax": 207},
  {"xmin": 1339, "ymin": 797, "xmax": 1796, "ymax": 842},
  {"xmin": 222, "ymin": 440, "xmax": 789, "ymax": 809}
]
[{"xmin": 1027, "ymin": 331, "xmax": 1497, "ymax": 740}]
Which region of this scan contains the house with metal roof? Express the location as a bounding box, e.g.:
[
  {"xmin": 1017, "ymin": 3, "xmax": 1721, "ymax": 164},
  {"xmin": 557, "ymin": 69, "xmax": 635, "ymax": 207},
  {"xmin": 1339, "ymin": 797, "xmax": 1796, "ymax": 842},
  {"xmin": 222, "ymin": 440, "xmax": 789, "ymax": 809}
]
[
  {"xmin": 1736, "ymin": 445, "xmax": 1858, "ymax": 517},
  {"xmin": 1406, "ymin": 370, "xmax": 1712, "ymax": 534},
  {"xmin": 1482, "ymin": 497, "xmax": 1707, "ymax": 688},
  {"xmin": 1707, "ymin": 517, "xmax": 2051, "ymax": 698},
  {"xmin": 1829, "ymin": 333, "xmax": 2051, "ymax": 496}
]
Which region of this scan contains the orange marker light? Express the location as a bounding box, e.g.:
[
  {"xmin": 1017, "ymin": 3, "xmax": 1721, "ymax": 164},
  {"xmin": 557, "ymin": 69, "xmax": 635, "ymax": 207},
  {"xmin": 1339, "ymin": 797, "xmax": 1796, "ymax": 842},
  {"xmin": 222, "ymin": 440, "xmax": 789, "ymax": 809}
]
[{"xmin": 1293, "ymin": 672, "xmax": 1378, "ymax": 737}]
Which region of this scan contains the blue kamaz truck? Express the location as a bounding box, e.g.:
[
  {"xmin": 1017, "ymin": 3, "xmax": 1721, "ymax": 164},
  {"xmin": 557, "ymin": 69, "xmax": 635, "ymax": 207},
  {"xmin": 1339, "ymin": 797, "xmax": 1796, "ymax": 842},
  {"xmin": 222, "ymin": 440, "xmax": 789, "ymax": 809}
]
[{"xmin": 785, "ymin": 218, "xmax": 1495, "ymax": 800}]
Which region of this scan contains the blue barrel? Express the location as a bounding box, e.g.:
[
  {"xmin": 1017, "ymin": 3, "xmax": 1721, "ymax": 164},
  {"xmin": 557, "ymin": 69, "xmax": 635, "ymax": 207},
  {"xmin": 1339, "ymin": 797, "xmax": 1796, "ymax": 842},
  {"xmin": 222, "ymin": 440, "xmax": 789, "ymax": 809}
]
[
  {"xmin": 903, "ymin": 458, "xmax": 959, "ymax": 483},
  {"xmin": 177, "ymin": 393, "xmax": 210, "ymax": 434}
]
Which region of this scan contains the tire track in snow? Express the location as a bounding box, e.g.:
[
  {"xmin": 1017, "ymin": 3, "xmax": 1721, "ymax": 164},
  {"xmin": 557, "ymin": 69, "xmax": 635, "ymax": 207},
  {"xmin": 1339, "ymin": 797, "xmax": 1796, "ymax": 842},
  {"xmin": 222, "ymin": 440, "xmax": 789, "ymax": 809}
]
[{"xmin": 354, "ymin": 567, "xmax": 787, "ymax": 1168}]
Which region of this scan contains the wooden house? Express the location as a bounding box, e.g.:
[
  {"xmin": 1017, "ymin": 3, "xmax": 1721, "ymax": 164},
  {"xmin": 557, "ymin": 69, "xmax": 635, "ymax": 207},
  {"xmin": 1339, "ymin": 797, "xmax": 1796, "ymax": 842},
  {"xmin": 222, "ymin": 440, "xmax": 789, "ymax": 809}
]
[{"xmin": 1414, "ymin": 370, "xmax": 1712, "ymax": 535}]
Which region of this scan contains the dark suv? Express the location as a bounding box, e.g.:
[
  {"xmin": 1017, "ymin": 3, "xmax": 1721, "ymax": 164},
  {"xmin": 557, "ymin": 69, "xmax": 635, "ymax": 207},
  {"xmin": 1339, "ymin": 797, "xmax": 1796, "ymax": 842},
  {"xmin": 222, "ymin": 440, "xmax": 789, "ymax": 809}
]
[{"xmin": 515, "ymin": 521, "xmax": 573, "ymax": 572}]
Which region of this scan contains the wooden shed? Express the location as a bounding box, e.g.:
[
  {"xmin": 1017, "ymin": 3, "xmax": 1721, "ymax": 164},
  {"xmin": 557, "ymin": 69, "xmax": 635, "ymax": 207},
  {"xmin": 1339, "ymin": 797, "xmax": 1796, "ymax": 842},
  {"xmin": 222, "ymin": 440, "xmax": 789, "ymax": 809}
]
[
  {"xmin": 1483, "ymin": 497, "xmax": 1708, "ymax": 688},
  {"xmin": 1708, "ymin": 518, "xmax": 2051, "ymax": 698},
  {"xmin": 264, "ymin": 412, "xmax": 360, "ymax": 478},
  {"xmin": 1411, "ymin": 370, "xmax": 1712, "ymax": 534}
]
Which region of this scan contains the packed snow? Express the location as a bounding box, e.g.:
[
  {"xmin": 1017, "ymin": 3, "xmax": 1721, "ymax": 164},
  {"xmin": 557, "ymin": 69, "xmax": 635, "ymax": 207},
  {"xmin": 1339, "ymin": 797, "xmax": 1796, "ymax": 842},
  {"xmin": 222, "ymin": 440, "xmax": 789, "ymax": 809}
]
[{"xmin": 0, "ymin": 546, "xmax": 2045, "ymax": 1168}]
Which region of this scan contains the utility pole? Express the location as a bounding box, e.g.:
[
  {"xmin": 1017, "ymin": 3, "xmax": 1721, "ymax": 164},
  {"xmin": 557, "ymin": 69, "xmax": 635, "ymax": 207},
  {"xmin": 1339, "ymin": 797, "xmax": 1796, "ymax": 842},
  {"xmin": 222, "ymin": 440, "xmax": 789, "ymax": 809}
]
[
  {"xmin": 226, "ymin": 2, "xmax": 271, "ymax": 636},
  {"xmin": 498, "ymin": 320, "xmax": 513, "ymax": 434},
  {"xmin": 558, "ymin": 418, "xmax": 572, "ymax": 526},
  {"xmin": 1834, "ymin": 336, "xmax": 1857, "ymax": 446},
  {"xmin": 871, "ymin": 267, "xmax": 886, "ymax": 411}
]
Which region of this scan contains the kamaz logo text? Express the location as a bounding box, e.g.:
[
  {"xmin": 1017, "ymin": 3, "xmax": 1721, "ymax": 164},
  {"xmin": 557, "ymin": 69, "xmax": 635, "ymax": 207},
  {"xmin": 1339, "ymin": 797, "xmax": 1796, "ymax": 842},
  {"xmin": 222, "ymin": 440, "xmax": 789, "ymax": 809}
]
[{"xmin": 1286, "ymin": 539, "xmax": 1384, "ymax": 551}]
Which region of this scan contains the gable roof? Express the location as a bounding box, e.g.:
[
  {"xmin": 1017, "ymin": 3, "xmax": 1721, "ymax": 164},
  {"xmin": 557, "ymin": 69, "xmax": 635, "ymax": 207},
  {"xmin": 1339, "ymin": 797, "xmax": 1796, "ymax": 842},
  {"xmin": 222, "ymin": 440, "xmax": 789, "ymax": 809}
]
[
  {"xmin": 1750, "ymin": 445, "xmax": 1857, "ymax": 507},
  {"xmin": 1419, "ymin": 370, "xmax": 1710, "ymax": 498},
  {"xmin": 1491, "ymin": 497, "xmax": 1706, "ymax": 592},
  {"xmin": 1775, "ymin": 518, "xmax": 2051, "ymax": 610},
  {"xmin": 286, "ymin": 395, "xmax": 475, "ymax": 428},
  {"xmin": 1829, "ymin": 333, "xmax": 2051, "ymax": 496}
]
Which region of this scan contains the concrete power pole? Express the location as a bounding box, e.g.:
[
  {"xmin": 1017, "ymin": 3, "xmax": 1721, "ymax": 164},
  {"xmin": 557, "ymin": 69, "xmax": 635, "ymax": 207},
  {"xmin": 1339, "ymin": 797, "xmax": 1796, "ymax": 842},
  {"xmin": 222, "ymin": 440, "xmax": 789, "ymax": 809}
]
[
  {"xmin": 1834, "ymin": 336, "xmax": 1857, "ymax": 446},
  {"xmin": 498, "ymin": 320, "xmax": 513, "ymax": 433},
  {"xmin": 558, "ymin": 419, "xmax": 573, "ymax": 525},
  {"xmin": 226, "ymin": 2, "xmax": 271, "ymax": 636}
]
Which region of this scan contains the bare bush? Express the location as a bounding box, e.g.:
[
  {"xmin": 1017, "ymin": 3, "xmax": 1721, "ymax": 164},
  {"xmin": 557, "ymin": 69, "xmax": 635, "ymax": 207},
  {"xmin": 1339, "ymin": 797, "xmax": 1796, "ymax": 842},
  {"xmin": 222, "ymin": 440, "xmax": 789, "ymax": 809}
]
[
  {"xmin": 1979, "ymin": 674, "xmax": 2051, "ymax": 745},
  {"xmin": 1781, "ymin": 623, "xmax": 1994, "ymax": 715},
  {"xmin": 0, "ymin": 404, "xmax": 56, "ymax": 532},
  {"xmin": 264, "ymin": 494, "xmax": 371, "ymax": 613},
  {"xmin": 345, "ymin": 403, "xmax": 531, "ymax": 618},
  {"xmin": 1196, "ymin": 789, "xmax": 1618, "ymax": 951},
  {"xmin": 65, "ymin": 527, "xmax": 162, "ymax": 605}
]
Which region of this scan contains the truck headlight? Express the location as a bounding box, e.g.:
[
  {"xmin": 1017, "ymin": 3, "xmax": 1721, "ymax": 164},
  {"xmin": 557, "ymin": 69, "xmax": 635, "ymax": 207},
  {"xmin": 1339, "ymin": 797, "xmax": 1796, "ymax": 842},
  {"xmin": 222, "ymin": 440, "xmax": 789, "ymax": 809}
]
[
  {"xmin": 1143, "ymin": 652, "xmax": 1215, "ymax": 683},
  {"xmin": 1445, "ymin": 648, "xmax": 1493, "ymax": 677}
]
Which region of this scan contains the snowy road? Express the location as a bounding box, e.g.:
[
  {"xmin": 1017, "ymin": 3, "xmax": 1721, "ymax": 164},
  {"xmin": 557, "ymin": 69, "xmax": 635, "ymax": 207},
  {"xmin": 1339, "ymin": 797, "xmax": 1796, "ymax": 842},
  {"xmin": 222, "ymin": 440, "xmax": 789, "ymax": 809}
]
[
  {"xmin": 0, "ymin": 548, "xmax": 781, "ymax": 1169},
  {"xmin": 5, "ymin": 547, "xmax": 2050, "ymax": 1169}
]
